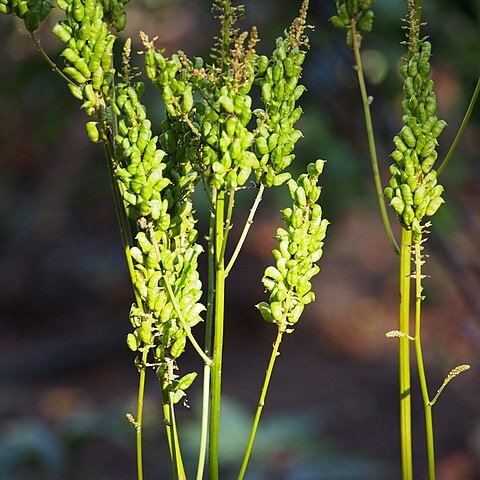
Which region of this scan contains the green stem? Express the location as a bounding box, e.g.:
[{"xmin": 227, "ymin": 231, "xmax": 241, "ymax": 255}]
[
  {"xmin": 350, "ymin": 20, "xmax": 399, "ymax": 255},
  {"xmin": 205, "ymin": 195, "xmax": 216, "ymax": 356},
  {"xmin": 399, "ymin": 227, "xmax": 413, "ymax": 480},
  {"xmin": 196, "ymin": 363, "xmax": 211, "ymax": 480},
  {"xmin": 168, "ymin": 390, "xmax": 187, "ymax": 480},
  {"xmin": 209, "ymin": 189, "xmax": 227, "ymax": 480},
  {"xmin": 29, "ymin": 32, "xmax": 78, "ymax": 87},
  {"xmin": 437, "ymin": 77, "xmax": 480, "ymax": 176},
  {"xmin": 220, "ymin": 189, "xmax": 235, "ymax": 261},
  {"xmin": 225, "ymin": 184, "xmax": 265, "ymax": 277},
  {"xmin": 237, "ymin": 329, "xmax": 284, "ymax": 480},
  {"xmin": 413, "ymin": 240, "xmax": 436, "ymax": 480},
  {"xmin": 135, "ymin": 347, "xmax": 149, "ymax": 480}
]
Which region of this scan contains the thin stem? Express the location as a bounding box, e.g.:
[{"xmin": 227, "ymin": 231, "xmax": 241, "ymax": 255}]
[
  {"xmin": 437, "ymin": 77, "xmax": 480, "ymax": 176},
  {"xmin": 209, "ymin": 189, "xmax": 226, "ymax": 480},
  {"xmin": 237, "ymin": 329, "xmax": 284, "ymax": 480},
  {"xmin": 205, "ymin": 192, "xmax": 217, "ymax": 356},
  {"xmin": 148, "ymin": 227, "xmax": 212, "ymax": 366},
  {"xmin": 104, "ymin": 141, "xmax": 142, "ymax": 306},
  {"xmin": 413, "ymin": 240, "xmax": 436, "ymax": 480},
  {"xmin": 225, "ymin": 184, "xmax": 265, "ymax": 277},
  {"xmin": 29, "ymin": 32, "xmax": 78, "ymax": 87},
  {"xmin": 220, "ymin": 189, "xmax": 235, "ymax": 261},
  {"xmin": 350, "ymin": 20, "xmax": 399, "ymax": 255},
  {"xmin": 168, "ymin": 391, "xmax": 187, "ymax": 480},
  {"xmin": 196, "ymin": 363, "xmax": 211, "ymax": 480},
  {"xmin": 135, "ymin": 347, "xmax": 149, "ymax": 480},
  {"xmin": 399, "ymin": 227, "xmax": 413, "ymax": 480}
]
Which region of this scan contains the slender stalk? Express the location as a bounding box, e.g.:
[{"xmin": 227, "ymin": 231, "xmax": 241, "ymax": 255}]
[
  {"xmin": 29, "ymin": 32, "xmax": 78, "ymax": 86},
  {"xmin": 350, "ymin": 20, "xmax": 399, "ymax": 255},
  {"xmin": 220, "ymin": 189, "xmax": 235, "ymax": 261},
  {"xmin": 399, "ymin": 227, "xmax": 413, "ymax": 480},
  {"xmin": 205, "ymin": 189, "xmax": 217, "ymax": 356},
  {"xmin": 225, "ymin": 184, "xmax": 265, "ymax": 277},
  {"xmin": 196, "ymin": 363, "xmax": 211, "ymax": 480},
  {"xmin": 437, "ymin": 77, "xmax": 480, "ymax": 176},
  {"xmin": 413, "ymin": 240, "xmax": 436, "ymax": 480},
  {"xmin": 168, "ymin": 391, "xmax": 187, "ymax": 480},
  {"xmin": 237, "ymin": 329, "xmax": 284, "ymax": 480},
  {"xmin": 209, "ymin": 189, "xmax": 227, "ymax": 480},
  {"xmin": 135, "ymin": 347, "xmax": 149, "ymax": 480}
]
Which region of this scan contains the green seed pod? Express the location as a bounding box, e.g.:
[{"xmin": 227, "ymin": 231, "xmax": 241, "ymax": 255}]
[
  {"xmin": 390, "ymin": 196, "xmax": 405, "ymax": 215},
  {"xmin": 270, "ymin": 302, "xmax": 284, "ymax": 321},
  {"xmin": 257, "ymin": 302, "xmax": 275, "ymax": 323},
  {"xmin": 431, "ymin": 119, "xmax": 447, "ymax": 137},
  {"xmin": 182, "ymin": 85, "xmax": 194, "ymax": 113},
  {"xmin": 170, "ymin": 336, "xmax": 186, "ymax": 359},
  {"xmin": 219, "ymin": 94, "xmax": 234, "ymax": 113},
  {"xmin": 425, "ymin": 196, "xmax": 444, "ymax": 216},
  {"xmin": 403, "ymin": 204, "xmax": 414, "ymax": 225},
  {"xmin": 407, "ymin": 58, "xmax": 418, "ymax": 78},
  {"xmin": 400, "ymin": 184, "xmax": 413, "ymax": 205},
  {"xmin": 393, "ymin": 135, "xmax": 408, "ymax": 153},
  {"xmin": 86, "ymin": 121, "xmax": 100, "ymax": 142},
  {"xmin": 413, "ymin": 184, "xmax": 427, "ymax": 206},
  {"xmin": 401, "ymin": 126, "xmax": 416, "ymax": 148},
  {"xmin": 63, "ymin": 66, "xmax": 87, "ymax": 84},
  {"xmin": 258, "ymin": 55, "xmax": 269, "ymax": 74},
  {"xmin": 126, "ymin": 333, "xmax": 138, "ymax": 351},
  {"xmin": 391, "ymin": 150, "xmax": 404, "ymax": 163},
  {"xmin": 358, "ymin": 9, "xmax": 374, "ymax": 33},
  {"xmin": 73, "ymin": 1, "xmax": 85, "ymax": 22},
  {"xmin": 68, "ymin": 83, "xmax": 83, "ymax": 100}
]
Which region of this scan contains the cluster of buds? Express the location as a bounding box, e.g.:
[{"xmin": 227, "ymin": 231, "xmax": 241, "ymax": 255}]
[
  {"xmin": 52, "ymin": 0, "xmax": 128, "ymax": 124},
  {"xmin": 113, "ymin": 76, "xmax": 204, "ymax": 381},
  {"xmin": 384, "ymin": 41, "xmax": 446, "ymax": 239},
  {"xmin": 257, "ymin": 160, "xmax": 328, "ymax": 332},
  {"xmin": 254, "ymin": 34, "xmax": 307, "ymax": 187},
  {"xmin": 141, "ymin": 0, "xmax": 311, "ymax": 193},
  {"xmin": 0, "ymin": 0, "xmax": 52, "ymax": 32},
  {"xmin": 330, "ymin": 0, "xmax": 374, "ymax": 47}
]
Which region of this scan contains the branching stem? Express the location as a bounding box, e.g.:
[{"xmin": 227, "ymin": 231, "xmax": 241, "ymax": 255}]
[
  {"xmin": 225, "ymin": 184, "xmax": 265, "ymax": 276},
  {"xmin": 29, "ymin": 32, "xmax": 78, "ymax": 86}
]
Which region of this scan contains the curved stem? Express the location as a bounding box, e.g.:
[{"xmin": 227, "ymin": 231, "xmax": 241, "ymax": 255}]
[
  {"xmin": 225, "ymin": 184, "xmax": 265, "ymax": 277},
  {"xmin": 399, "ymin": 228, "xmax": 413, "ymax": 480},
  {"xmin": 437, "ymin": 77, "xmax": 480, "ymax": 176},
  {"xmin": 413, "ymin": 240, "xmax": 436, "ymax": 480},
  {"xmin": 196, "ymin": 362, "xmax": 211, "ymax": 480},
  {"xmin": 237, "ymin": 329, "xmax": 284, "ymax": 480},
  {"xmin": 29, "ymin": 32, "xmax": 78, "ymax": 87},
  {"xmin": 148, "ymin": 227, "xmax": 212, "ymax": 366},
  {"xmin": 350, "ymin": 20, "xmax": 399, "ymax": 255}
]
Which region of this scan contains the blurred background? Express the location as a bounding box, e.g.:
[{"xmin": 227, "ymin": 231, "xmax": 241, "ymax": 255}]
[{"xmin": 0, "ymin": 0, "xmax": 479, "ymax": 478}]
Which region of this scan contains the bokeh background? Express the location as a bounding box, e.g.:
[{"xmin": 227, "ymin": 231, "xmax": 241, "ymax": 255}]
[{"xmin": 0, "ymin": 0, "xmax": 479, "ymax": 478}]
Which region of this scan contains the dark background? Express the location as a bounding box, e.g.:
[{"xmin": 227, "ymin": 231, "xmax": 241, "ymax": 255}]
[{"xmin": 0, "ymin": 0, "xmax": 479, "ymax": 478}]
